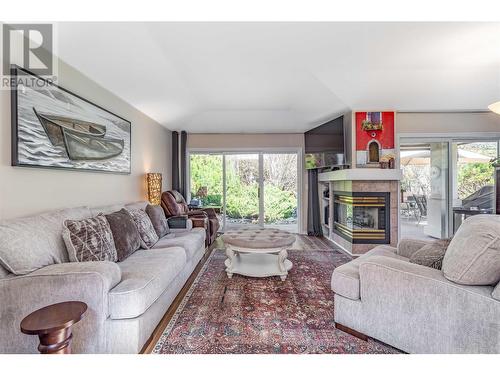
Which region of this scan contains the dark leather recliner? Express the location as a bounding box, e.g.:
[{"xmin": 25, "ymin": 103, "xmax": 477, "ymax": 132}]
[{"xmin": 161, "ymin": 190, "xmax": 219, "ymax": 246}]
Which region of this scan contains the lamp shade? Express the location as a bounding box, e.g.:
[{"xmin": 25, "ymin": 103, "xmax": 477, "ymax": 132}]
[
  {"xmin": 146, "ymin": 173, "xmax": 162, "ymax": 205},
  {"xmin": 488, "ymin": 101, "xmax": 500, "ymax": 115}
]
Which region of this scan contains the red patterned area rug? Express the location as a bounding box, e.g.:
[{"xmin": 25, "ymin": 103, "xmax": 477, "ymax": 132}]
[{"xmin": 152, "ymin": 249, "xmax": 400, "ymax": 354}]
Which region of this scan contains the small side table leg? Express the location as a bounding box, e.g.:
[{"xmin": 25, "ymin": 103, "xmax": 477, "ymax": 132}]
[
  {"xmin": 225, "ymin": 247, "xmax": 235, "ymax": 279},
  {"xmin": 38, "ymin": 328, "xmax": 73, "ymax": 354},
  {"xmin": 278, "ymin": 249, "xmax": 288, "ymax": 281}
]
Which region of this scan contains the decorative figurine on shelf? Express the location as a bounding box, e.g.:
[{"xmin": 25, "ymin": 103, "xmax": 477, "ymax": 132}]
[{"xmin": 379, "ymin": 154, "xmax": 396, "ymax": 169}]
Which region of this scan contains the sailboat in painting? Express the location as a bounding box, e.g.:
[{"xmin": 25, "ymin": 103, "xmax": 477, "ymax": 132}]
[{"xmin": 33, "ymin": 107, "xmax": 124, "ymax": 161}]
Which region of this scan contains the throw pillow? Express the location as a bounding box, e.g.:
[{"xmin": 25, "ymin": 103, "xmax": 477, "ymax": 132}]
[
  {"xmin": 63, "ymin": 214, "xmax": 117, "ymax": 262},
  {"xmin": 128, "ymin": 208, "xmax": 159, "ymax": 249},
  {"xmin": 409, "ymin": 238, "xmax": 452, "ymax": 270},
  {"xmin": 105, "ymin": 209, "xmax": 141, "ymax": 262},
  {"xmin": 145, "ymin": 204, "xmax": 170, "ymax": 237}
]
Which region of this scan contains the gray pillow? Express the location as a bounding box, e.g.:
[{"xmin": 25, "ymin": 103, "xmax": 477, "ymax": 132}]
[
  {"xmin": 409, "ymin": 239, "xmax": 451, "ymax": 270},
  {"xmin": 146, "ymin": 204, "xmax": 170, "ymax": 238},
  {"xmin": 127, "ymin": 208, "xmax": 159, "ymax": 249},
  {"xmin": 105, "ymin": 209, "xmax": 141, "ymax": 262},
  {"xmin": 442, "ymin": 214, "xmax": 500, "ymax": 285},
  {"xmin": 63, "ymin": 214, "xmax": 117, "ymax": 262}
]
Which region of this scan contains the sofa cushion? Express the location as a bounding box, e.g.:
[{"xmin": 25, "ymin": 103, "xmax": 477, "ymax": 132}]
[
  {"xmin": 331, "ymin": 245, "xmax": 407, "ymax": 300},
  {"xmin": 409, "ymin": 238, "xmax": 451, "ymax": 270},
  {"xmin": 127, "ymin": 208, "xmax": 159, "ymax": 249},
  {"xmin": 0, "ymin": 207, "xmax": 91, "ymax": 275},
  {"xmin": 152, "ymin": 228, "xmax": 205, "ymax": 260},
  {"xmin": 109, "ymin": 247, "xmax": 186, "ymax": 319},
  {"xmin": 105, "ymin": 209, "xmax": 142, "ymax": 262},
  {"xmin": 63, "ymin": 214, "xmax": 118, "ymax": 262},
  {"xmin": 30, "ymin": 260, "xmax": 122, "ymax": 293},
  {"xmin": 146, "ymin": 204, "xmax": 170, "ymax": 237},
  {"xmin": 442, "ymin": 215, "xmax": 500, "ymax": 285}
]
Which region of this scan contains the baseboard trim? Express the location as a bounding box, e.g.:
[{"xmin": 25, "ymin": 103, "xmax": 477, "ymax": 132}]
[{"xmin": 335, "ymin": 323, "xmax": 369, "ymax": 341}]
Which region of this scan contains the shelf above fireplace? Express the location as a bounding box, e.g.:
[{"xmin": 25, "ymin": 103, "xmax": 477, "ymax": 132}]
[{"xmin": 319, "ymin": 168, "xmax": 402, "ymax": 182}]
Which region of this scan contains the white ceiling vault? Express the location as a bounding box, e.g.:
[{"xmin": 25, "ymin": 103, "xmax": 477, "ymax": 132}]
[{"xmin": 56, "ymin": 22, "xmax": 500, "ymax": 133}]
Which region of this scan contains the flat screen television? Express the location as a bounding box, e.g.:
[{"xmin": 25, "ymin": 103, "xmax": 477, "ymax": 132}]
[{"xmin": 305, "ymin": 115, "xmax": 345, "ymax": 169}]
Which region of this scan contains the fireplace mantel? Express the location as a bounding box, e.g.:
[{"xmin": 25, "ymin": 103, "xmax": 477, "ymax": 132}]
[{"xmin": 319, "ymin": 168, "xmax": 402, "ymax": 182}]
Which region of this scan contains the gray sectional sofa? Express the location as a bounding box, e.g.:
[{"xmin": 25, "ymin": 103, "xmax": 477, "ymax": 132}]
[
  {"xmin": 0, "ymin": 201, "xmax": 206, "ymax": 354},
  {"xmin": 331, "ymin": 214, "xmax": 500, "ymax": 354}
]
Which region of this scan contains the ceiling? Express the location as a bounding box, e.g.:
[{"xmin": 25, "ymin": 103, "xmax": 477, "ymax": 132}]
[{"xmin": 56, "ymin": 22, "xmax": 500, "ymax": 133}]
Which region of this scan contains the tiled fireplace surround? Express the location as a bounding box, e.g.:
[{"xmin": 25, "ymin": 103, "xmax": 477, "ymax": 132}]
[
  {"xmin": 331, "ymin": 180, "xmax": 399, "ymax": 255},
  {"xmin": 319, "ymin": 169, "xmax": 401, "ymax": 256}
]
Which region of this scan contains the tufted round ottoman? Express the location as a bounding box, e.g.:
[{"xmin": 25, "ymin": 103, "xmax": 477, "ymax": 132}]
[{"xmin": 222, "ymin": 228, "xmax": 295, "ymax": 280}]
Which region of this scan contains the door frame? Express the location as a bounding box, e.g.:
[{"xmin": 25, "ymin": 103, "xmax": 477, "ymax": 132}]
[
  {"xmin": 397, "ymin": 132, "xmax": 500, "ymax": 240},
  {"xmin": 187, "ymin": 147, "xmax": 304, "ymax": 233}
]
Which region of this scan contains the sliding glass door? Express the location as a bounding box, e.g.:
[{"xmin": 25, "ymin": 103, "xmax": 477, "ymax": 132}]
[
  {"xmin": 400, "ymin": 142, "xmax": 449, "ymax": 240},
  {"xmin": 189, "ymin": 151, "xmax": 299, "ymax": 233},
  {"xmin": 399, "ymin": 137, "xmax": 499, "ymax": 241},
  {"xmin": 451, "ymin": 141, "xmax": 498, "ymax": 232},
  {"xmin": 263, "ymin": 153, "xmax": 298, "ymax": 231},
  {"xmin": 189, "ymin": 153, "xmax": 224, "ymax": 230},
  {"xmin": 225, "ymin": 154, "xmax": 260, "ymax": 229}
]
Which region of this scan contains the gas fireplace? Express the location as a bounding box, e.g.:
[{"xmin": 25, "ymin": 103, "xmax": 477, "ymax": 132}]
[{"xmin": 333, "ymin": 192, "xmax": 390, "ymax": 244}]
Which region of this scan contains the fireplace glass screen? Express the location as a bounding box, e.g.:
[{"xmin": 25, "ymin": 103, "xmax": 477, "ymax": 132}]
[{"xmin": 333, "ymin": 192, "xmax": 390, "ymax": 244}]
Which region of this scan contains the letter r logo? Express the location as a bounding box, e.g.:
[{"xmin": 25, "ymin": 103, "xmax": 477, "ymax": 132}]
[{"xmin": 3, "ymin": 24, "xmax": 53, "ymax": 75}]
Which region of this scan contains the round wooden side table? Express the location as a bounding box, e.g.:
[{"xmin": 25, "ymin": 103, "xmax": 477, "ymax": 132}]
[{"xmin": 20, "ymin": 301, "xmax": 87, "ymax": 354}]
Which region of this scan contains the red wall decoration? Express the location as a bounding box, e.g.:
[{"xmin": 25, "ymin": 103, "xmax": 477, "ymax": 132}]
[
  {"xmin": 355, "ymin": 111, "xmax": 395, "ymax": 151},
  {"xmin": 354, "ymin": 111, "xmax": 396, "ymax": 167}
]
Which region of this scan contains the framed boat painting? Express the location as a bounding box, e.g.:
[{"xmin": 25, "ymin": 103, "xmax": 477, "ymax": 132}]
[{"xmin": 11, "ymin": 66, "xmax": 131, "ymax": 174}]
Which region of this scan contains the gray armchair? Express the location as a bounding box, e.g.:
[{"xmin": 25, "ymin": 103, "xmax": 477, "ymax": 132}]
[{"xmin": 331, "ymin": 215, "xmax": 500, "ymax": 354}]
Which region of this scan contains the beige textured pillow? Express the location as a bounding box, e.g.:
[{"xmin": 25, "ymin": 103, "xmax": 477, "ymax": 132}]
[
  {"xmin": 63, "ymin": 214, "xmax": 117, "ymax": 262},
  {"xmin": 442, "ymin": 215, "xmax": 500, "ymax": 285}
]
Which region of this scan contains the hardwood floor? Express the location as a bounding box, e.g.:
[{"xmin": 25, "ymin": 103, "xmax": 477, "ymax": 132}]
[{"xmin": 140, "ymin": 234, "xmax": 343, "ymax": 354}]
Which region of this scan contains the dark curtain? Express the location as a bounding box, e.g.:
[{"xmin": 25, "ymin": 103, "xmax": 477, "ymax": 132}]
[
  {"xmin": 171, "ymin": 131, "xmax": 179, "ymax": 192},
  {"xmin": 179, "ymin": 131, "xmax": 187, "ymax": 197},
  {"xmin": 307, "ymin": 169, "xmax": 323, "ymax": 236}
]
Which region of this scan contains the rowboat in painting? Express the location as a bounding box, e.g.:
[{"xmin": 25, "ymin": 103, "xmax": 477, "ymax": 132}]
[
  {"xmin": 33, "ymin": 107, "xmax": 107, "ymax": 147},
  {"xmin": 62, "ymin": 127, "xmax": 124, "ymax": 161},
  {"xmin": 33, "ymin": 107, "xmax": 124, "ymax": 161}
]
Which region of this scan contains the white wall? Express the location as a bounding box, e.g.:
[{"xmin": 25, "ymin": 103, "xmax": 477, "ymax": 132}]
[
  {"xmin": 188, "ymin": 133, "xmax": 305, "ymax": 150},
  {"xmin": 397, "ymin": 112, "xmax": 500, "ymax": 135},
  {"xmin": 0, "ymin": 60, "xmax": 171, "ymax": 220}
]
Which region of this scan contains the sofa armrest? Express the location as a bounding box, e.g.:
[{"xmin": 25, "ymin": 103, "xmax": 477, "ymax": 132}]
[
  {"xmin": 357, "ymin": 256, "xmax": 499, "ymax": 353},
  {"xmin": 189, "ymin": 215, "xmax": 208, "ymax": 229},
  {"xmin": 0, "ymin": 261, "xmax": 121, "ymax": 353},
  {"xmin": 169, "ymin": 219, "xmax": 194, "ymax": 233},
  {"xmin": 397, "ymin": 238, "xmax": 432, "ymax": 258},
  {"xmin": 167, "ymin": 215, "xmax": 189, "ymax": 229}
]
